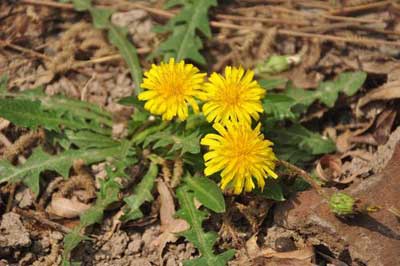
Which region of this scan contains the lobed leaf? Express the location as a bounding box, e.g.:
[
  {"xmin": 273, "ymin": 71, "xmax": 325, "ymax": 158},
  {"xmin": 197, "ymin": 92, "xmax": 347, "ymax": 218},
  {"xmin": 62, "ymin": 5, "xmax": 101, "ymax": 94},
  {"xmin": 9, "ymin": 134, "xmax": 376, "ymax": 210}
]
[
  {"xmin": 0, "ymin": 146, "xmax": 122, "ymax": 195},
  {"xmin": 62, "ymin": 164, "xmax": 124, "ymax": 264},
  {"xmin": 120, "ymin": 161, "xmax": 159, "ymax": 222},
  {"xmin": 266, "ymin": 123, "xmax": 336, "ymax": 164},
  {"xmin": 176, "ymin": 186, "xmax": 235, "ymax": 266},
  {"xmin": 263, "ymin": 71, "xmax": 367, "ymax": 120},
  {"xmin": 143, "ymin": 128, "xmax": 201, "ymax": 155},
  {"xmin": 153, "ymin": 0, "xmax": 217, "ymax": 64}
]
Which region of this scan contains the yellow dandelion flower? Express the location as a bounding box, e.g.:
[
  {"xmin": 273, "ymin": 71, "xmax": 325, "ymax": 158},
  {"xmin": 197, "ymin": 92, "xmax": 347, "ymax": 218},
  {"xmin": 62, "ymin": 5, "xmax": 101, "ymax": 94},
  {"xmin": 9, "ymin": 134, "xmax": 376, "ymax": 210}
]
[
  {"xmin": 201, "ymin": 121, "xmax": 278, "ymax": 194},
  {"xmin": 138, "ymin": 58, "xmax": 206, "ymax": 121},
  {"xmin": 202, "ymin": 66, "xmax": 265, "ymax": 125}
]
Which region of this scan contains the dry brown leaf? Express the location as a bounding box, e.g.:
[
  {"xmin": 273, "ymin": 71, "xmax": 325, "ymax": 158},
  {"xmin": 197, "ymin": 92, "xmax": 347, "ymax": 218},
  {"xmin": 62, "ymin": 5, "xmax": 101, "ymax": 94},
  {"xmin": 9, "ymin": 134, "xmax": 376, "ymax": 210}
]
[
  {"xmin": 46, "ymin": 197, "xmax": 91, "ymax": 219},
  {"xmin": 260, "ymin": 246, "xmax": 314, "ymax": 260},
  {"xmin": 357, "ymin": 79, "xmax": 400, "ymax": 116},
  {"xmin": 373, "ymin": 109, "xmax": 397, "ymax": 145},
  {"xmin": 245, "ymin": 235, "xmax": 260, "ymax": 258},
  {"xmin": 336, "ymin": 130, "xmax": 354, "ymax": 153},
  {"xmin": 315, "ymin": 155, "xmax": 342, "ymax": 183},
  {"xmin": 153, "ymin": 180, "xmax": 189, "ymax": 264}
]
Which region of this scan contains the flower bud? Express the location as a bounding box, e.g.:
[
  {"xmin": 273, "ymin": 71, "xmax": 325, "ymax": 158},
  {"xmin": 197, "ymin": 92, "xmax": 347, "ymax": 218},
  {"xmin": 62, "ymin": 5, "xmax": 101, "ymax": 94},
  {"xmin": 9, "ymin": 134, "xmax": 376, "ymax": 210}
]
[{"xmin": 329, "ymin": 192, "xmax": 355, "ymax": 216}]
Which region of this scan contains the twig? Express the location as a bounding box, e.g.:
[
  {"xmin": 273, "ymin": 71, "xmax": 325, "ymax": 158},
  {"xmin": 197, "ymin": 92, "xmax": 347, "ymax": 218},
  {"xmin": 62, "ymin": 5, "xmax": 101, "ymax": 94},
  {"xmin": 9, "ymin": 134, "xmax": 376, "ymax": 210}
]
[
  {"xmin": 14, "ymin": 208, "xmax": 72, "ymax": 234},
  {"xmin": 215, "ymin": 14, "xmax": 310, "ymax": 26},
  {"xmin": 19, "ymin": 0, "xmax": 74, "ymax": 10},
  {"xmin": 6, "ymin": 183, "xmax": 17, "ymax": 212},
  {"xmin": 329, "ymin": 0, "xmax": 391, "ymax": 15},
  {"xmin": 278, "ymin": 159, "xmax": 325, "ymax": 197},
  {"xmin": 0, "ymin": 40, "xmax": 51, "ymax": 61}
]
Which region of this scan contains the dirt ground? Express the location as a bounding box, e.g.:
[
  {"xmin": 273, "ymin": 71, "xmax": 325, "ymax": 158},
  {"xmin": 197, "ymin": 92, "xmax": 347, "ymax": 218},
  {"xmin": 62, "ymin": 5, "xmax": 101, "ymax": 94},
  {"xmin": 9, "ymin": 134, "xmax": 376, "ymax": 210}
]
[{"xmin": 1, "ymin": 1, "xmax": 400, "ymax": 265}]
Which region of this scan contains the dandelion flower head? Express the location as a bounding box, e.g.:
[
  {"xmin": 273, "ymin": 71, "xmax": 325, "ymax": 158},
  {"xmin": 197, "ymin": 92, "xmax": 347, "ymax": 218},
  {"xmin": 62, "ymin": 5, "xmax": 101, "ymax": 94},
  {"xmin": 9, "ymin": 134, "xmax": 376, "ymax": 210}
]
[
  {"xmin": 201, "ymin": 121, "xmax": 277, "ymax": 194},
  {"xmin": 138, "ymin": 58, "xmax": 206, "ymax": 121},
  {"xmin": 202, "ymin": 66, "xmax": 265, "ymax": 125}
]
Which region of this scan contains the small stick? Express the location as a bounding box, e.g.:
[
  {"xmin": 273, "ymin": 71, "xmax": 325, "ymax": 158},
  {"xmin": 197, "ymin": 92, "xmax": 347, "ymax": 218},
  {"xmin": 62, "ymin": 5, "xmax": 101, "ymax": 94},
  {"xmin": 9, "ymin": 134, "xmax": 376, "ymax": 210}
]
[
  {"xmin": 278, "ymin": 159, "xmax": 325, "ymax": 197},
  {"xmin": 14, "ymin": 208, "xmax": 72, "ymax": 234},
  {"xmin": 6, "ymin": 183, "xmax": 17, "ymax": 212},
  {"xmin": 215, "ymin": 14, "xmax": 310, "ymax": 26},
  {"xmin": 0, "ymin": 40, "xmax": 51, "ymax": 61},
  {"xmin": 329, "ymin": 1, "xmax": 391, "ymax": 16},
  {"xmin": 19, "ymin": 0, "xmax": 74, "ymax": 10}
]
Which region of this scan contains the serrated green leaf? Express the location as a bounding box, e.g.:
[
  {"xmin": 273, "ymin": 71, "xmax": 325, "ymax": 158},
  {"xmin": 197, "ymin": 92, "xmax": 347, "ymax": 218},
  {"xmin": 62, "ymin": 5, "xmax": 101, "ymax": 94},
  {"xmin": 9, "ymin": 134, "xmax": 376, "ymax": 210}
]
[
  {"xmin": 285, "ymin": 71, "xmax": 366, "ymax": 108},
  {"xmin": 0, "ymin": 99, "xmax": 60, "ymax": 130},
  {"xmin": 108, "ymin": 25, "xmax": 143, "ymax": 93},
  {"xmin": 63, "ymin": 164, "xmax": 124, "ymax": 264},
  {"xmin": 121, "ymin": 162, "xmax": 158, "ymax": 222},
  {"xmin": 263, "ymin": 94, "xmax": 297, "ymax": 120},
  {"xmin": 65, "ymin": 130, "xmax": 119, "ymax": 149},
  {"xmin": 0, "ymin": 146, "xmax": 122, "ymax": 195},
  {"xmin": 154, "ymin": 0, "xmax": 216, "ymax": 64},
  {"xmin": 62, "ymin": 229, "xmax": 88, "ymax": 259},
  {"xmin": 90, "ymin": 7, "xmax": 113, "ymax": 29},
  {"xmin": 266, "ymin": 123, "xmax": 336, "ymax": 164},
  {"xmin": 0, "ymin": 94, "xmax": 113, "ymax": 135},
  {"xmin": 72, "ymin": 0, "xmax": 91, "ymax": 11},
  {"xmin": 176, "ymin": 186, "xmax": 234, "ymax": 266},
  {"xmin": 143, "ymin": 128, "xmax": 201, "ymax": 155},
  {"xmin": 185, "ymin": 175, "xmax": 225, "ymax": 213},
  {"xmin": 265, "ymin": 71, "xmax": 367, "ymax": 120}
]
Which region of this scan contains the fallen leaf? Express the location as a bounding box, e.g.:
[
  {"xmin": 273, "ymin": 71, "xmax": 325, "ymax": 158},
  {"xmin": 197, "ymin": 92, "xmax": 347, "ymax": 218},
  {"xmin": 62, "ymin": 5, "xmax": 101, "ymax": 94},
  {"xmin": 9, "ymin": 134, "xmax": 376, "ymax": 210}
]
[
  {"xmin": 373, "ymin": 109, "xmax": 397, "ymax": 145},
  {"xmin": 46, "ymin": 197, "xmax": 91, "ymax": 219},
  {"xmin": 153, "ymin": 180, "xmax": 189, "ymax": 264},
  {"xmin": 316, "ymin": 155, "xmax": 342, "ymax": 183},
  {"xmin": 357, "ymin": 79, "xmax": 400, "ymax": 116},
  {"xmin": 260, "ymin": 246, "xmax": 314, "ymax": 260}
]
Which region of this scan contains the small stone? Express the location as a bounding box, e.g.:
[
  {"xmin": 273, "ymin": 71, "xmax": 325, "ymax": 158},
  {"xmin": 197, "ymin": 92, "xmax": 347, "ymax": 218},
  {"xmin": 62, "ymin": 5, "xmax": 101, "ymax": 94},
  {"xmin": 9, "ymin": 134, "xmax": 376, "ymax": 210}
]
[
  {"xmin": 100, "ymin": 231, "xmax": 129, "ymax": 259},
  {"xmin": 126, "ymin": 238, "xmax": 142, "ymax": 255},
  {"xmin": 15, "ymin": 187, "xmax": 34, "ymax": 209},
  {"xmin": 0, "ymin": 212, "xmax": 31, "ymax": 248}
]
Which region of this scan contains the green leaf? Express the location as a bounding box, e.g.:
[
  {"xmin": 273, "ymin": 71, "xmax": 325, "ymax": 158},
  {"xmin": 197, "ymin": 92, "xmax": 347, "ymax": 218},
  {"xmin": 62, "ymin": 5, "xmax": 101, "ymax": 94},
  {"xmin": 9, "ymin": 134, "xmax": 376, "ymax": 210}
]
[
  {"xmin": 143, "ymin": 128, "xmax": 201, "ymax": 155},
  {"xmin": 185, "ymin": 175, "xmax": 225, "ymax": 213},
  {"xmin": 153, "ymin": 0, "xmax": 217, "ymax": 64},
  {"xmin": 65, "ymin": 130, "xmax": 119, "ymax": 149},
  {"xmin": 121, "ymin": 162, "xmax": 158, "ymax": 222},
  {"xmin": 259, "ymin": 180, "xmax": 284, "ymax": 201},
  {"xmin": 0, "ymin": 75, "xmax": 7, "ymax": 93},
  {"xmin": 108, "ymin": 25, "xmax": 143, "ymax": 93},
  {"xmin": 286, "ymin": 71, "xmax": 367, "ymax": 108},
  {"xmin": 259, "ymin": 78, "xmax": 287, "ymax": 90},
  {"xmin": 72, "ymin": 0, "xmax": 91, "ymax": 11},
  {"xmin": 335, "ymin": 71, "xmax": 367, "ymax": 96},
  {"xmin": 62, "ymin": 229, "xmax": 88, "ymax": 261},
  {"xmin": 90, "ymin": 8, "xmax": 113, "ymax": 29},
  {"xmin": 62, "ymin": 164, "xmax": 124, "ymax": 264},
  {"xmin": 176, "ymin": 186, "xmax": 235, "ymax": 266},
  {"xmin": 0, "ymin": 93, "xmax": 113, "ymax": 135},
  {"xmin": 0, "ymin": 146, "xmax": 122, "ymax": 195},
  {"xmin": 0, "ymin": 99, "xmax": 60, "ymax": 130},
  {"xmin": 264, "ymin": 71, "xmax": 367, "ymax": 120},
  {"xmin": 266, "ymin": 123, "xmax": 336, "ymax": 164},
  {"xmin": 263, "ymin": 94, "xmax": 297, "ymax": 120}
]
